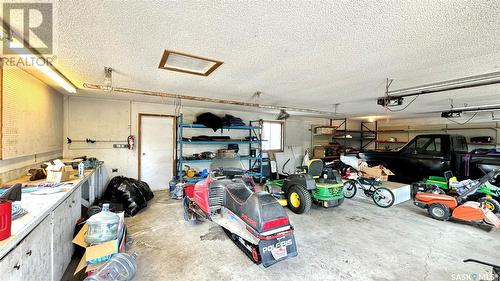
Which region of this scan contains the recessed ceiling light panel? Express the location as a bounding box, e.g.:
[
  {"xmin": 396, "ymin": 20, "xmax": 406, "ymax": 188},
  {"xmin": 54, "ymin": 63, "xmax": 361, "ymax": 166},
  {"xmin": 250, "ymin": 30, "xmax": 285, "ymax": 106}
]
[{"xmin": 158, "ymin": 49, "xmax": 223, "ymax": 76}]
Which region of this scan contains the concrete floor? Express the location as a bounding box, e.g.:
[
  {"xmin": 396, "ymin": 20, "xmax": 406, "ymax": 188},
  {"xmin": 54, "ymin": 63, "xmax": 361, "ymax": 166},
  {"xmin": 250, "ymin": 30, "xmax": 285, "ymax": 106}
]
[{"xmin": 126, "ymin": 191, "xmax": 500, "ymax": 281}]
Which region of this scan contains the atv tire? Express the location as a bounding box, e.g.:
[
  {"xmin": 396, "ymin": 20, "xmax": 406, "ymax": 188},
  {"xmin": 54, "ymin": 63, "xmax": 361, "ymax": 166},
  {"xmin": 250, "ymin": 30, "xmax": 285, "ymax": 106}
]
[
  {"xmin": 428, "ymin": 203, "xmax": 451, "ymax": 221},
  {"xmin": 287, "ymin": 185, "xmax": 312, "ymax": 214},
  {"xmin": 478, "ymin": 197, "xmax": 500, "ymax": 214}
]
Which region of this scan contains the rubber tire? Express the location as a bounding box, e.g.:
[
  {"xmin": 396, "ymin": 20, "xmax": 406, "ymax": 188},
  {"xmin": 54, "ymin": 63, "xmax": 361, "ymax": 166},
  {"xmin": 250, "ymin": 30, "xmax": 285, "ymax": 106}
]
[
  {"xmin": 343, "ymin": 180, "xmax": 357, "ymax": 199},
  {"xmin": 372, "ymin": 187, "xmax": 395, "ymax": 208},
  {"xmin": 182, "ymin": 196, "xmax": 192, "ymax": 221},
  {"xmin": 478, "ymin": 197, "xmax": 500, "ymax": 214},
  {"xmin": 428, "ymin": 203, "xmax": 451, "ymax": 221},
  {"xmin": 183, "ymin": 196, "xmax": 202, "ymax": 223},
  {"xmin": 286, "ymin": 185, "xmax": 312, "ymax": 214}
]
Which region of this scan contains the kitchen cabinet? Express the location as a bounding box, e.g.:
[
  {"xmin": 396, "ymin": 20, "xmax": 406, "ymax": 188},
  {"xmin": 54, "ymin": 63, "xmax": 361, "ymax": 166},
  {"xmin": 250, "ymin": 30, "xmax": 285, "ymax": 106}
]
[
  {"xmin": 21, "ymin": 215, "xmax": 52, "ymax": 281},
  {"xmin": 0, "ymin": 215, "xmax": 51, "ymax": 281},
  {"xmin": 52, "ymin": 186, "xmax": 81, "ymax": 281},
  {"xmin": 0, "ymin": 242, "xmax": 22, "ymax": 281}
]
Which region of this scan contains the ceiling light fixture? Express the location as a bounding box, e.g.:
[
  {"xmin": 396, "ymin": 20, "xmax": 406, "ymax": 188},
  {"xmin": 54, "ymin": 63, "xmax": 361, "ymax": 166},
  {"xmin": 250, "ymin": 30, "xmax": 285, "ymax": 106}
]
[
  {"xmin": 19, "ymin": 53, "xmax": 76, "ymax": 93},
  {"xmin": 378, "ymin": 71, "xmax": 500, "ymax": 108},
  {"xmin": 158, "ymin": 49, "xmax": 223, "ymax": 76},
  {"xmin": 2, "ymin": 20, "xmax": 76, "ymax": 93}
]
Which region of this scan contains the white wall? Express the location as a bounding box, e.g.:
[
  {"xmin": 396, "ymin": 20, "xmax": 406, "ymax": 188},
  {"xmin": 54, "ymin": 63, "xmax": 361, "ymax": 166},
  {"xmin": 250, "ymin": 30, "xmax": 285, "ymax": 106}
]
[
  {"xmin": 63, "ymin": 96, "xmax": 329, "ymax": 181},
  {"xmin": 0, "ymin": 68, "xmax": 64, "ymax": 184}
]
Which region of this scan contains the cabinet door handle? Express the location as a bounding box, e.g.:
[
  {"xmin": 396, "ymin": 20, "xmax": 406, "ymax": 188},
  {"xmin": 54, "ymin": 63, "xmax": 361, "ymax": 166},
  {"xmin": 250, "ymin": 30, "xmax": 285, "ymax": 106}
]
[
  {"xmin": 69, "ymin": 204, "xmax": 72, "ymax": 208},
  {"xmin": 13, "ymin": 264, "xmax": 20, "ymax": 270},
  {"xmin": 26, "ymin": 250, "xmax": 32, "ymax": 256},
  {"xmin": 72, "ymin": 200, "xmax": 76, "ymax": 203}
]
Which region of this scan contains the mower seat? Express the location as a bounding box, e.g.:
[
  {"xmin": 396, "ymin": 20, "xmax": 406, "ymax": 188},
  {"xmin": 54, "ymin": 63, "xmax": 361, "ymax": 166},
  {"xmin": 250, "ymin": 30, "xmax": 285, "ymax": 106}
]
[
  {"xmin": 306, "ymin": 159, "xmax": 324, "ymax": 179},
  {"xmin": 444, "ymin": 170, "xmax": 455, "ymax": 185}
]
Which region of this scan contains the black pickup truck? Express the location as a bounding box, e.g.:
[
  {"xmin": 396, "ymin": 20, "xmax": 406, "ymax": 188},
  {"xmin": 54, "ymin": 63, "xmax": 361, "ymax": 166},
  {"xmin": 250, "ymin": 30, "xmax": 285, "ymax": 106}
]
[{"xmin": 358, "ymin": 134, "xmax": 500, "ymax": 183}]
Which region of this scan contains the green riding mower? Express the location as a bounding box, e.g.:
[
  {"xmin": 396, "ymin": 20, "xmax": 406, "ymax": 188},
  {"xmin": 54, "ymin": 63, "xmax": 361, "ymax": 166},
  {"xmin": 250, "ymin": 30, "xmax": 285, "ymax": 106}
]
[
  {"xmin": 264, "ymin": 159, "xmax": 344, "ymax": 214},
  {"xmin": 413, "ymin": 170, "xmax": 500, "ymax": 214}
]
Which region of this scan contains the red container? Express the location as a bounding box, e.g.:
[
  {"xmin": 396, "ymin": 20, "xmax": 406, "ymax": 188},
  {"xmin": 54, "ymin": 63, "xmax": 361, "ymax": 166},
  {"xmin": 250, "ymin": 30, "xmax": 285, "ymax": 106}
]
[
  {"xmin": 184, "ymin": 184, "xmax": 195, "ymax": 199},
  {"xmin": 0, "ymin": 201, "xmax": 12, "ymax": 241}
]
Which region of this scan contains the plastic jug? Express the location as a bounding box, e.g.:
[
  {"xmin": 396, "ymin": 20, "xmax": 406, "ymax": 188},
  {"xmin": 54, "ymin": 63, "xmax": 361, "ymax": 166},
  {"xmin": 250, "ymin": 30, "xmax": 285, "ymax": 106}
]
[
  {"xmin": 78, "ymin": 162, "xmax": 85, "ymax": 177},
  {"xmin": 84, "ymin": 253, "xmax": 137, "ymax": 281},
  {"xmin": 85, "ymin": 203, "xmax": 120, "ymax": 244}
]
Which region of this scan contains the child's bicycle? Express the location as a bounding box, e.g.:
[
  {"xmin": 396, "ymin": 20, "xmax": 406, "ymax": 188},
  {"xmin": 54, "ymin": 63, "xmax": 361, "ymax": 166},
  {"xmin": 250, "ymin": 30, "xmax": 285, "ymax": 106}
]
[{"xmin": 343, "ymin": 174, "xmax": 395, "ymax": 208}]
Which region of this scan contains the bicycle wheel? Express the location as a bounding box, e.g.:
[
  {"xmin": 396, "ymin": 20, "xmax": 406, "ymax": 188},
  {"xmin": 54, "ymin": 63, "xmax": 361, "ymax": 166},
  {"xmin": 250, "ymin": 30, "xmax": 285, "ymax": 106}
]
[
  {"xmin": 372, "ymin": 187, "xmax": 395, "ymax": 208},
  {"xmin": 343, "ymin": 180, "xmax": 357, "ymax": 199}
]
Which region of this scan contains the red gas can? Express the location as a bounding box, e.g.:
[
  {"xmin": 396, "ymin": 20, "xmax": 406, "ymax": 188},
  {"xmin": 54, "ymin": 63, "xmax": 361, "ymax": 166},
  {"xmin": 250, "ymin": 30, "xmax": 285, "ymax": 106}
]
[{"xmin": 0, "ymin": 201, "xmax": 12, "ymax": 241}]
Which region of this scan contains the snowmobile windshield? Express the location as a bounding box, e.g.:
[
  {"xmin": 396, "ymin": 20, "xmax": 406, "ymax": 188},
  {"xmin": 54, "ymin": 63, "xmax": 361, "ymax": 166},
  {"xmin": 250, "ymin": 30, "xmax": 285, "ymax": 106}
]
[
  {"xmin": 210, "ymin": 155, "xmax": 246, "ymax": 177},
  {"xmin": 488, "ymin": 169, "xmax": 500, "ymax": 187},
  {"xmin": 460, "ymin": 170, "xmax": 500, "ymax": 200}
]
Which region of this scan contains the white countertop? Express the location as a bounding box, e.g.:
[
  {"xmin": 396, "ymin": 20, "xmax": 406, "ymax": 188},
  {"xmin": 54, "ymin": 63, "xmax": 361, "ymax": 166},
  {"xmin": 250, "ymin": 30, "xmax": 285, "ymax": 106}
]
[{"xmin": 0, "ymin": 169, "xmax": 97, "ymax": 259}]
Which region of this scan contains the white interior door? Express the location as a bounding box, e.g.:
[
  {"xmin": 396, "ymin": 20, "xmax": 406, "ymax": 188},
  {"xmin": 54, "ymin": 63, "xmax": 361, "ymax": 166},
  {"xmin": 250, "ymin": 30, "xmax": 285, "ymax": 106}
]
[{"xmin": 140, "ymin": 115, "xmax": 174, "ymax": 191}]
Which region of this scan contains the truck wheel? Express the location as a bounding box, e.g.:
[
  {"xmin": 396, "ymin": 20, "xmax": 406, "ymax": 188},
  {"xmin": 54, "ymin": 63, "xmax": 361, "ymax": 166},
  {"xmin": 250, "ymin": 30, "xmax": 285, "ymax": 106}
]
[
  {"xmin": 287, "ymin": 185, "xmax": 312, "ymax": 214},
  {"xmin": 478, "ymin": 197, "xmax": 500, "ymax": 214},
  {"xmin": 428, "ymin": 203, "xmax": 451, "ymax": 221}
]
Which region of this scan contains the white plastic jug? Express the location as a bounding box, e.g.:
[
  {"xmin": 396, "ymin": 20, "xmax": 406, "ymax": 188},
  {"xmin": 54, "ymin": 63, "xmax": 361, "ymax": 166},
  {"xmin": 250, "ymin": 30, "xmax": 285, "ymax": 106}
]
[
  {"xmin": 84, "ymin": 253, "xmax": 137, "ymax": 281},
  {"xmin": 85, "ymin": 203, "xmax": 119, "ymax": 244}
]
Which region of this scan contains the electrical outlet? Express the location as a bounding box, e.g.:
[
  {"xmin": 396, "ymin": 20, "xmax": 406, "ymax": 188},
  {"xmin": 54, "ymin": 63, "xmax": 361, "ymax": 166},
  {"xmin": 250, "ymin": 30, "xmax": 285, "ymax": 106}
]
[
  {"xmin": 113, "ymin": 144, "xmax": 128, "ymax": 148},
  {"xmin": 112, "ymin": 169, "xmax": 118, "ymax": 173}
]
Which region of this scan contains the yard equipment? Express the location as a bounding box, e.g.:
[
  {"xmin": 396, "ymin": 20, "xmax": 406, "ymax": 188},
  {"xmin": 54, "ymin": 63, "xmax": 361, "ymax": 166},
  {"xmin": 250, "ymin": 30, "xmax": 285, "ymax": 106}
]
[
  {"xmin": 412, "ymin": 170, "xmax": 500, "ymax": 228},
  {"xmin": 183, "ymin": 155, "xmax": 297, "ymax": 267},
  {"xmin": 264, "ymin": 159, "xmax": 344, "ymax": 214},
  {"xmin": 343, "ymin": 175, "xmax": 395, "ymax": 208},
  {"xmin": 414, "ymin": 170, "xmax": 500, "ymax": 213}
]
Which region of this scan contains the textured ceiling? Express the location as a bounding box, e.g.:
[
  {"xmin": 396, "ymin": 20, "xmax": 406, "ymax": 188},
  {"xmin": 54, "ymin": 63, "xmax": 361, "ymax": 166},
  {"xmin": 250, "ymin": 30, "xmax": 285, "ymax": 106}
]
[{"xmin": 38, "ymin": 1, "xmax": 500, "ymax": 119}]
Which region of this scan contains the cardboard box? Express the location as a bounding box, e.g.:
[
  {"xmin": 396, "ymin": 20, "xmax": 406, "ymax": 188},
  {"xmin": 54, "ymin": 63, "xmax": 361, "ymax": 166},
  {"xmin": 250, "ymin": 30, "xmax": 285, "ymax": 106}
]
[
  {"xmin": 315, "ymin": 127, "xmax": 335, "ymax": 135},
  {"xmin": 73, "ymin": 212, "xmax": 126, "ymax": 274},
  {"xmin": 361, "ymin": 165, "xmax": 395, "ymax": 181},
  {"xmin": 313, "ymin": 146, "xmax": 326, "ymax": 159},
  {"xmin": 46, "ymin": 165, "xmax": 74, "ymax": 183}
]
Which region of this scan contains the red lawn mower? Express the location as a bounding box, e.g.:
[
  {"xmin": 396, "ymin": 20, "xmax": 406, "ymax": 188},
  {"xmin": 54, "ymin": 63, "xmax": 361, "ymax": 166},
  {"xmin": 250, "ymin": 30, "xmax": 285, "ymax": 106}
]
[
  {"xmin": 413, "ymin": 170, "xmax": 500, "ymax": 228},
  {"xmin": 183, "ymin": 155, "xmax": 297, "ymax": 267}
]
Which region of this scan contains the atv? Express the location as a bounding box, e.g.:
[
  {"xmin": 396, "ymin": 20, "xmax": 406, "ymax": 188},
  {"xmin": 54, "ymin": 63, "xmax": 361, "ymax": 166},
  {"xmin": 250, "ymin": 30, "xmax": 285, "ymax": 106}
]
[
  {"xmin": 413, "ymin": 170, "xmax": 500, "ymax": 213},
  {"xmin": 265, "ymin": 159, "xmax": 344, "ymax": 214},
  {"xmin": 412, "ymin": 170, "xmax": 500, "ymax": 229},
  {"xmin": 183, "ymin": 154, "xmax": 297, "ymax": 267}
]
